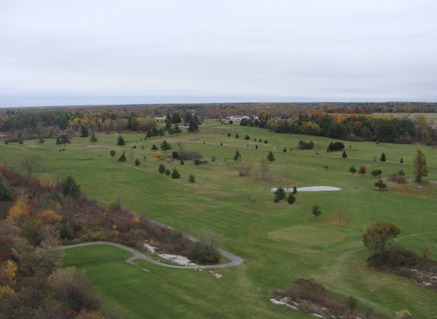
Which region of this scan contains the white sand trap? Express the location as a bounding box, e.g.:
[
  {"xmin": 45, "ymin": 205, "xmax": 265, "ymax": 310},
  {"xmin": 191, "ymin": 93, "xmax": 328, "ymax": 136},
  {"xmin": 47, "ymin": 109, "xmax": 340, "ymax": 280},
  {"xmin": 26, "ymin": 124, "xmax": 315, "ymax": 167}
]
[{"xmin": 269, "ymin": 186, "xmax": 341, "ymax": 192}]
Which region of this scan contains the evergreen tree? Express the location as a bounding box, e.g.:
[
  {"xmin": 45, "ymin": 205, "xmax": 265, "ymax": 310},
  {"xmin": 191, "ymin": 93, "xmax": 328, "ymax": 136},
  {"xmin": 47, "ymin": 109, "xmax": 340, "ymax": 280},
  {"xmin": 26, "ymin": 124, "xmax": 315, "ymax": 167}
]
[
  {"xmin": 380, "ymin": 153, "xmax": 386, "ymax": 162},
  {"xmin": 349, "ymin": 165, "xmax": 357, "ymax": 175},
  {"xmin": 245, "ymin": 135, "xmax": 250, "ymax": 140},
  {"xmin": 80, "ymin": 125, "xmax": 88, "ymax": 138},
  {"xmin": 374, "ymin": 178, "xmax": 387, "ymax": 190},
  {"xmin": 151, "ymin": 143, "xmax": 158, "ymax": 150},
  {"xmin": 171, "ymin": 168, "xmax": 181, "ymax": 179},
  {"xmin": 234, "ymin": 150, "xmax": 241, "ymax": 161},
  {"xmin": 135, "ymin": 159, "xmax": 140, "ymax": 166},
  {"xmin": 56, "ymin": 134, "xmax": 70, "ymax": 146},
  {"xmin": 165, "ymin": 169, "xmax": 171, "ymax": 176},
  {"xmin": 60, "ymin": 176, "xmax": 80, "ymax": 197},
  {"xmin": 342, "ymin": 150, "xmax": 347, "ymax": 158},
  {"xmin": 117, "ymin": 135, "xmax": 125, "ymax": 146},
  {"xmin": 90, "ymin": 133, "xmax": 98, "ymax": 143},
  {"xmin": 235, "ymin": 133, "xmax": 240, "ymax": 138},
  {"xmin": 312, "ymin": 205, "xmax": 321, "ymax": 220},
  {"xmin": 158, "ymin": 163, "xmax": 166, "ymax": 174},
  {"xmin": 160, "ymin": 140, "xmax": 171, "ymax": 152},
  {"xmin": 283, "ymin": 147, "xmax": 287, "ymax": 153},
  {"xmin": 287, "ymin": 194, "xmax": 296, "ymax": 205},
  {"xmin": 273, "ymin": 187, "xmax": 286, "ymax": 202},
  {"xmin": 267, "ymin": 151, "xmax": 275, "ymax": 162},
  {"xmin": 174, "ymin": 124, "xmax": 182, "ymax": 134},
  {"xmin": 117, "ymin": 151, "xmax": 126, "ymax": 162},
  {"xmin": 189, "ymin": 174, "xmax": 195, "ymax": 183}
]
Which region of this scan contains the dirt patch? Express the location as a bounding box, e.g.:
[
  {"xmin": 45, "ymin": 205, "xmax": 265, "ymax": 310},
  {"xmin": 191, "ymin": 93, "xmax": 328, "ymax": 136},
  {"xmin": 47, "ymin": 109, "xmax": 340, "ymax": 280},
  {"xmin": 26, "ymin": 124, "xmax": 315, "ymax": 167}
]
[{"xmin": 326, "ymin": 220, "xmax": 346, "ymax": 226}]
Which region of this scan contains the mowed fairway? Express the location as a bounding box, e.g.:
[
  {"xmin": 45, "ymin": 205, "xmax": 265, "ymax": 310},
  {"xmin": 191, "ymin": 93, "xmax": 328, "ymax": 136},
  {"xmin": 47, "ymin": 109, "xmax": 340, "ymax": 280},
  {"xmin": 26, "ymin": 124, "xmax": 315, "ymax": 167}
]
[{"xmin": 1, "ymin": 120, "xmax": 437, "ymax": 318}]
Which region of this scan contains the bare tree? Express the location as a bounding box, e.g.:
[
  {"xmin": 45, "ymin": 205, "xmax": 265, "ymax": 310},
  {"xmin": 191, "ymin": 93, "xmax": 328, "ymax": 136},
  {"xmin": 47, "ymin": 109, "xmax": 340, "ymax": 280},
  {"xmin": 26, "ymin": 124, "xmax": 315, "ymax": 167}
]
[{"xmin": 20, "ymin": 154, "xmax": 43, "ymax": 177}]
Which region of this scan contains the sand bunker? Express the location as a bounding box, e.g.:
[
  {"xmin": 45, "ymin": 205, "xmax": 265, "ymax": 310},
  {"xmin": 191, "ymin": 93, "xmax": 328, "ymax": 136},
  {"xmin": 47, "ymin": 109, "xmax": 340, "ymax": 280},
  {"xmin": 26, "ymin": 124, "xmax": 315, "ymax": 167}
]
[{"xmin": 269, "ymin": 186, "xmax": 341, "ymax": 192}]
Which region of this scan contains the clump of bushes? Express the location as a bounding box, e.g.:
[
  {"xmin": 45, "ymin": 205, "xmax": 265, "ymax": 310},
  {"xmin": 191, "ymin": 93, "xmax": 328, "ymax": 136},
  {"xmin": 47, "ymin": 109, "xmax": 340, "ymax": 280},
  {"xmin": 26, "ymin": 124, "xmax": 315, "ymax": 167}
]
[
  {"xmin": 272, "ymin": 278, "xmax": 377, "ymax": 318},
  {"xmin": 388, "ymin": 170, "xmax": 407, "ymax": 184},
  {"xmin": 298, "ymin": 140, "xmax": 314, "ymax": 150},
  {"xmin": 327, "ymin": 141, "xmax": 344, "ymax": 152}
]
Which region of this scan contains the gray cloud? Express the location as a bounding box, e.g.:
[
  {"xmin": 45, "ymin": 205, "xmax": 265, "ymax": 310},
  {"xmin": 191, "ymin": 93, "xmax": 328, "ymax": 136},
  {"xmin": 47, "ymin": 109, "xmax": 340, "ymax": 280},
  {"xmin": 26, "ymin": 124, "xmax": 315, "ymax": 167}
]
[{"xmin": 1, "ymin": 0, "xmax": 437, "ymax": 107}]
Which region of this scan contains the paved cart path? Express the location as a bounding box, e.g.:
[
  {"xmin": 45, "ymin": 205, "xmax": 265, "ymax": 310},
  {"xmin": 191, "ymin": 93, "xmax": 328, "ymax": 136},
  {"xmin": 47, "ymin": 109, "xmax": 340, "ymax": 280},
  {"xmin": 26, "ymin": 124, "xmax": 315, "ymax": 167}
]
[{"xmin": 61, "ymin": 241, "xmax": 243, "ymax": 270}]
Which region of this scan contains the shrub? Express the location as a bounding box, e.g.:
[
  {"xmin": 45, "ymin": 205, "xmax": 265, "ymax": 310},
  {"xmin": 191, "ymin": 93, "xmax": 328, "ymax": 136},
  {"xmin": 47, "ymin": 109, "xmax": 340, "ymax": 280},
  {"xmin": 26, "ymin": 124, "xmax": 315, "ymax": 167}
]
[
  {"xmin": 134, "ymin": 159, "xmax": 140, "ymax": 166},
  {"xmin": 0, "ymin": 179, "xmax": 14, "ymax": 201},
  {"xmin": 178, "ymin": 149, "xmax": 203, "ymax": 160},
  {"xmin": 47, "ymin": 268, "xmax": 100, "ymax": 312},
  {"xmin": 287, "ymin": 194, "xmax": 296, "ymax": 204},
  {"xmin": 194, "ymin": 158, "xmax": 200, "ymax": 165},
  {"xmin": 298, "ymin": 140, "xmax": 313, "ymax": 150},
  {"xmin": 165, "ymin": 169, "xmax": 171, "ymax": 176},
  {"xmin": 235, "ymin": 133, "xmax": 239, "ymax": 138},
  {"xmin": 154, "ymin": 151, "xmax": 162, "ymax": 159},
  {"xmin": 239, "ymin": 160, "xmax": 253, "ymax": 177},
  {"xmin": 245, "ymin": 135, "xmax": 250, "ymax": 140},
  {"xmin": 371, "ymin": 169, "xmax": 382, "ymax": 177},
  {"xmin": 327, "ymin": 141, "xmax": 345, "ymax": 152},
  {"xmin": 109, "ymin": 149, "xmax": 116, "ymax": 157},
  {"xmin": 187, "ymin": 231, "xmax": 220, "ymax": 264},
  {"xmin": 349, "ymin": 165, "xmax": 357, "ymax": 174}
]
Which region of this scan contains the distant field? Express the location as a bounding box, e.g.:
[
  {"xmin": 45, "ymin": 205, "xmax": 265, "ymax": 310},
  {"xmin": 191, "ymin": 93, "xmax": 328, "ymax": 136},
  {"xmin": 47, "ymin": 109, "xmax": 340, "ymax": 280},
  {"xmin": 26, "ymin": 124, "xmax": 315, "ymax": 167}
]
[{"xmin": 1, "ymin": 120, "xmax": 437, "ymax": 318}]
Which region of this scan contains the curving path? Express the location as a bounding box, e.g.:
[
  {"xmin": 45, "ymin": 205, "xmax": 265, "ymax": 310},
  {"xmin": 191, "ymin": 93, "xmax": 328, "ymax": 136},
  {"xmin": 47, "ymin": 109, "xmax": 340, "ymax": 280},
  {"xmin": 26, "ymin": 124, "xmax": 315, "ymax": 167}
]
[{"xmin": 60, "ymin": 241, "xmax": 243, "ymax": 270}]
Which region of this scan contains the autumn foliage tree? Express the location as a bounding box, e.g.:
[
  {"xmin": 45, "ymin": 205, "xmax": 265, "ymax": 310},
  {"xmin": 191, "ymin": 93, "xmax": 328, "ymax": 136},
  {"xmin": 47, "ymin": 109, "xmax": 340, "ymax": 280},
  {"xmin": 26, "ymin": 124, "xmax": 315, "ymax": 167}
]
[
  {"xmin": 358, "ymin": 166, "xmax": 366, "ymax": 176},
  {"xmin": 413, "ymin": 149, "xmax": 428, "ymax": 183},
  {"xmin": 363, "ymin": 222, "xmax": 401, "ymax": 261}
]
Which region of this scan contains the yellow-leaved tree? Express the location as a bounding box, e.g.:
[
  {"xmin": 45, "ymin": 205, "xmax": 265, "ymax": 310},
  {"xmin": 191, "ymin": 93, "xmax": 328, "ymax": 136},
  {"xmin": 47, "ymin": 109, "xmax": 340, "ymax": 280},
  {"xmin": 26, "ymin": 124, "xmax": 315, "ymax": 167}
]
[{"xmin": 7, "ymin": 199, "xmax": 30, "ymax": 225}]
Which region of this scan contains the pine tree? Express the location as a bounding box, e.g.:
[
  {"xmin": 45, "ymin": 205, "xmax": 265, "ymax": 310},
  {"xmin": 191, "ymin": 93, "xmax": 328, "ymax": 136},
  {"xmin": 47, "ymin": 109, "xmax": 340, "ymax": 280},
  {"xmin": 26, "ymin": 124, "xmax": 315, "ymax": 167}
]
[
  {"xmin": 342, "ymin": 151, "xmax": 347, "ymax": 158},
  {"xmin": 158, "ymin": 163, "xmax": 166, "ymax": 174},
  {"xmin": 189, "ymin": 174, "xmax": 195, "ymax": 183},
  {"xmin": 234, "ymin": 150, "xmax": 241, "ymax": 161},
  {"xmin": 380, "ymin": 153, "xmax": 386, "ymax": 161},
  {"xmin": 151, "ymin": 144, "xmax": 158, "ymax": 150},
  {"xmin": 117, "ymin": 151, "xmax": 126, "ymax": 162},
  {"xmin": 90, "ymin": 133, "xmax": 98, "ymax": 143},
  {"xmin": 117, "ymin": 135, "xmax": 125, "ymax": 146},
  {"xmin": 267, "ymin": 151, "xmax": 275, "ymax": 162},
  {"xmin": 171, "ymin": 168, "xmax": 181, "ymax": 179}
]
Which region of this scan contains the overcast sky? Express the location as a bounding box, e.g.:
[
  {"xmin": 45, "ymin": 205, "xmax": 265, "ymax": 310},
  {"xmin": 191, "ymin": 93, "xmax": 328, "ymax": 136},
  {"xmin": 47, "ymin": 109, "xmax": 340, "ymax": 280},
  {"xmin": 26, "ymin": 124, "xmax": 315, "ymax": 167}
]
[{"xmin": 1, "ymin": 0, "xmax": 437, "ymax": 107}]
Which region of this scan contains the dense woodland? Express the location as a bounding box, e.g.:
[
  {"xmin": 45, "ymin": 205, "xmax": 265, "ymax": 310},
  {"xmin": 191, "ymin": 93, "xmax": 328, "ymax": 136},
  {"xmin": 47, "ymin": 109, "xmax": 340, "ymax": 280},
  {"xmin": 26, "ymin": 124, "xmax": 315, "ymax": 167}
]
[
  {"xmin": 0, "ymin": 164, "xmax": 192, "ymax": 318},
  {"xmin": 1, "ymin": 103, "xmax": 436, "ymax": 146}
]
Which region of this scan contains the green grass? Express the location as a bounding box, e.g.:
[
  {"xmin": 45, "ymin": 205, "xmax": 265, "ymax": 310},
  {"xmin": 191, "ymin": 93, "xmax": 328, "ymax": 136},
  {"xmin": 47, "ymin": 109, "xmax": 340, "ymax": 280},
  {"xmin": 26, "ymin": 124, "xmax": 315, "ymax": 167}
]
[{"xmin": 2, "ymin": 120, "xmax": 437, "ymax": 318}]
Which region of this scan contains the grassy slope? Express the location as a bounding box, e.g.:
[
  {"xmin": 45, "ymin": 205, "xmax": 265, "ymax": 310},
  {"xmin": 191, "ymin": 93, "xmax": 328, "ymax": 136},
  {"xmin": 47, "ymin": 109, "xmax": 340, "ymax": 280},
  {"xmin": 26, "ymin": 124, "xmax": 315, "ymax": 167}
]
[{"xmin": 1, "ymin": 120, "xmax": 437, "ymax": 318}]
